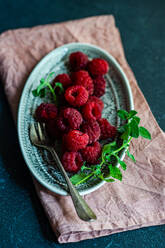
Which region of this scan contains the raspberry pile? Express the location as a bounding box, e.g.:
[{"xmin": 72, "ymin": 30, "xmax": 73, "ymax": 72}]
[{"xmin": 35, "ymin": 51, "xmax": 117, "ymax": 173}]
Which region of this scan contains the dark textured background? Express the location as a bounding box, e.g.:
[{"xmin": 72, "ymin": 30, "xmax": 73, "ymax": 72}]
[{"xmin": 0, "ymin": 0, "xmax": 165, "ymax": 247}]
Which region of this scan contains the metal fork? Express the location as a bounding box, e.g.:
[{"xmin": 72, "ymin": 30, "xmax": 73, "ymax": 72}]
[{"xmin": 29, "ymin": 122, "xmax": 97, "ymax": 222}]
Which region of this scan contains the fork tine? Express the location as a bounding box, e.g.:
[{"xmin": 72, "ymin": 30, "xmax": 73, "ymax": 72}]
[
  {"xmin": 30, "ymin": 123, "xmax": 38, "ymax": 143},
  {"xmin": 41, "ymin": 123, "xmax": 48, "ymax": 139},
  {"xmin": 37, "ymin": 122, "xmax": 43, "ymax": 141}
]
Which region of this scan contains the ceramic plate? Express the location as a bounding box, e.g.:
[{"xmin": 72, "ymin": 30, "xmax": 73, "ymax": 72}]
[{"xmin": 17, "ymin": 43, "xmax": 134, "ymax": 196}]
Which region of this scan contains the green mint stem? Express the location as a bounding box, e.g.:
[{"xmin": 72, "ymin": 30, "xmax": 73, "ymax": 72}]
[
  {"xmin": 75, "ymin": 173, "xmax": 94, "ymax": 186},
  {"xmin": 75, "ymin": 161, "xmax": 105, "ymax": 186},
  {"xmin": 46, "ymin": 83, "xmax": 57, "ymax": 104},
  {"xmin": 113, "ymin": 137, "xmax": 132, "ymax": 154}
]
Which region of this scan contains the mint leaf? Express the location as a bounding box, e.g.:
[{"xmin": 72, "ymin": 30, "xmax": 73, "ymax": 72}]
[
  {"xmin": 105, "ymin": 154, "xmax": 112, "ymax": 162},
  {"xmin": 48, "ymin": 72, "xmax": 55, "ymax": 78},
  {"xmin": 118, "ymin": 126, "xmax": 125, "ymax": 133},
  {"xmin": 32, "ymin": 89, "xmax": 38, "ymax": 97},
  {"xmin": 133, "ymin": 116, "xmax": 140, "ymax": 125},
  {"xmin": 118, "ymin": 159, "xmax": 127, "ymax": 170},
  {"xmin": 32, "ymin": 87, "xmax": 45, "ymax": 97},
  {"xmin": 121, "ymin": 124, "xmax": 130, "ymax": 140},
  {"xmin": 37, "ymin": 81, "xmax": 45, "ymax": 95},
  {"xmin": 139, "ymin": 126, "xmax": 151, "ymax": 140},
  {"xmin": 93, "ymin": 167, "xmax": 102, "ymax": 175},
  {"xmin": 130, "ymin": 119, "xmax": 139, "ymax": 138},
  {"xmin": 32, "ymin": 72, "xmax": 59, "ymax": 104},
  {"xmin": 39, "ymin": 88, "xmax": 46, "ymax": 98},
  {"xmin": 40, "ymin": 78, "xmax": 45, "ymax": 84},
  {"xmin": 80, "ymin": 165, "xmax": 89, "ymax": 172},
  {"xmin": 117, "ymin": 109, "xmax": 129, "ymax": 120},
  {"xmin": 102, "ymin": 141, "xmax": 117, "ymax": 159},
  {"xmin": 127, "ymin": 150, "xmax": 136, "ymax": 162},
  {"xmin": 108, "ymin": 164, "xmax": 122, "ymax": 181},
  {"xmin": 70, "ymin": 173, "xmax": 87, "ymax": 185},
  {"xmin": 128, "ymin": 110, "xmax": 137, "ymax": 119},
  {"xmin": 102, "ymin": 141, "xmax": 117, "ymax": 152},
  {"xmin": 98, "ymin": 174, "xmax": 115, "ymax": 182}
]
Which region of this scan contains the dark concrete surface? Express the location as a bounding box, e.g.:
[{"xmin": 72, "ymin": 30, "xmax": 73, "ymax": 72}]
[{"xmin": 0, "ymin": 0, "xmax": 165, "ymax": 247}]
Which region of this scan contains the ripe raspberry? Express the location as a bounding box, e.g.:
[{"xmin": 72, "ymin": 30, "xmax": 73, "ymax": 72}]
[
  {"xmin": 53, "ymin": 73, "xmax": 72, "ymax": 88},
  {"xmin": 69, "ymin": 51, "xmax": 88, "ymax": 71},
  {"xmin": 56, "ymin": 107, "xmax": 83, "ymax": 132},
  {"xmin": 63, "ymin": 130, "xmax": 89, "ymax": 151},
  {"xmin": 93, "ymin": 76, "xmax": 106, "ymax": 97},
  {"xmin": 65, "ymin": 85, "xmax": 88, "ymax": 107},
  {"xmin": 98, "ymin": 118, "xmax": 117, "ymax": 140},
  {"xmin": 87, "ymin": 58, "xmax": 109, "ymax": 77},
  {"xmin": 88, "ymin": 96, "xmax": 104, "ymax": 111},
  {"xmin": 81, "ymin": 119, "xmax": 100, "ymax": 144},
  {"xmin": 81, "ymin": 142, "xmax": 101, "ymax": 164},
  {"xmin": 71, "ymin": 70, "xmax": 94, "ymax": 95},
  {"xmin": 35, "ymin": 103, "xmax": 57, "ymax": 122},
  {"xmin": 56, "ymin": 116, "xmax": 69, "ymax": 133},
  {"xmin": 46, "ymin": 120, "xmax": 60, "ymax": 140},
  {"xmin": 82, "ymin": 101, "xmax": 102, "ymax": 121},
  {"xmin": 62, "ymin": 152, "xmax": 83, "ymax": 173}
]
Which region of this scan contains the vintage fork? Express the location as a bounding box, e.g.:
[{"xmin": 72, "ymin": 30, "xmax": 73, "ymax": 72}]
[{"xmin": 29, "ymin": 122, "xmax": 97, "ymax": 222}]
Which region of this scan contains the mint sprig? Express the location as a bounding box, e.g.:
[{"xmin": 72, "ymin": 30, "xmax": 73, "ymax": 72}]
[
  {"xmin": 32, "ymin": 72, "xmax": 64, "ymax": 105},
  {"xmin": 70, "ymin": 109, "xmax": 151, "ymax": 186}
]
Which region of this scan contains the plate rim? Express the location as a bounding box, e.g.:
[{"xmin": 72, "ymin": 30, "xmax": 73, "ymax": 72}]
[{"xmin": 17, "ymin": 42, "xmax": 134, "ymax": 196}]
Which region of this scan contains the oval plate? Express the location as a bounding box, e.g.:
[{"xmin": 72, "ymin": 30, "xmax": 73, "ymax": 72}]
[{"xmin": 17, "ymin": 43, "xmax": 134, "ymax": 196}]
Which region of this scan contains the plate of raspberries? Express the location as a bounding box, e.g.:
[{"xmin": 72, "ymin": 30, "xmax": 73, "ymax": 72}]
[{"xmin": 18, "ymin": 43, "xmax": 134, "ymax": 195}]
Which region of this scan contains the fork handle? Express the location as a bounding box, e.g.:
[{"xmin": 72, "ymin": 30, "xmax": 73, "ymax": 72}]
[{"xmin": 49, "ymin": 147, "xmax": 97, "ymax": 222}]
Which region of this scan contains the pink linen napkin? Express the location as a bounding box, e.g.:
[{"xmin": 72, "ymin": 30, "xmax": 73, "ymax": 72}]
[{"xmin": 0, "ymin": 15, "xmax": 165, "ymax": 243}]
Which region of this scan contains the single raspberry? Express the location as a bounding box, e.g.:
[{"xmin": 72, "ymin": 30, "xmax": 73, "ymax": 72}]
[
  {"xmin": 98, "ymin": 118, "xmax": 117, "ymax": 140},
  {"xmin": 63, "ymin": 130, "xmax": 89, "ymax": 151},
  {"xmin": 56, "ymin": 108, "xmax": 83, "ymax": 132},
  {"xmin": 53, "ymin": 73, "xmax": 72, "ymax": 88},
  {"xmin": 88, "ymin": 96, "xmax": 104, "ymax": 111},
  {"xmin": 62, "ymin": 152, "xmax": 83, "ymax": 173},
  {"xmin": 35, "ymin": 103, "xmax": 57, "ymax": 122},
  {"xmin": 69, "ymin": 51, "xmax": 88, "ymax": 71},
  {"xmin": 65, "ymin": 85, "xmax": 88, "ymax": 107},
  {"xmin": 56, "ymin": 116, "xmax": 69, "ymax": 133},
  {"xmin": 87, "ymin": 58, "xmax": 109, "ymax": 77},
  {"xmin": 81, "ymin": 142, "xmax": 101, "ymax": 164},
  {"xmin": 46, "ymin": 119, "xmax": 60, "ymax": 140},
  {"xmin": 82, "ymin": 101, "xmax": 102, "ymax": 121},
  {"xmin": 81, "ymin": 119, "xmax": 100, "ymax": 144},
  {"xmin": 93, "ymin": 76, "xmax": 106, "ymax": 97},
  {"xmin": 71, "ymin": 70, "xmax": 94, "ymax": 95}
]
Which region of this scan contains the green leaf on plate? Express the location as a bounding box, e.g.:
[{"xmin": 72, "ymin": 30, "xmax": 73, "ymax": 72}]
[
  {"xmin": 133, "ymin": 116, "xmax": 140, "ymax": 125},
  {"xmin": 70, "ymin": 173, "xmax": 87, "ymax": 185},
  {"xmin": 121, "ymin": 124, "xmax": 130, "ymax": 140},
  {"xmin": 117, "ymin": 126, "xmax": 125, "ymax": 133},
  {"xmin": 117, "ymin": 109, "xmax": 129, "ymax": 120},
  {"xmin": 118, "ymin": 159, "xmax": 127, "ymax": 170},
  {"xmin": 130, "ymin": 119, "xmax": 139, "ymax": 138},
  {"xmin": 32, "ymin": 89, "xmax": 38, "ymax": 97},
  {"xmin": 108, "ymin": 164, "xmax": 122, "ymax": 181},
  {"xmin": 128, "ymin": 110, "xmax": 137, "ymax": 119}
]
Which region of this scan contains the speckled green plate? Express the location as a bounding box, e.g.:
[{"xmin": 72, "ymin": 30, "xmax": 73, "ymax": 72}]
[{"xmin": 17, "ymin": 43, "xmax": 134, "ymax": 196}]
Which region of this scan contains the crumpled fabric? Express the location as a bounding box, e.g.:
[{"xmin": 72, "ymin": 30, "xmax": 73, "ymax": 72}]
[{"xmin": 0, "ymin": 15, "xmax": 165, "ymax": 243}]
